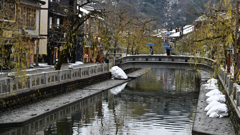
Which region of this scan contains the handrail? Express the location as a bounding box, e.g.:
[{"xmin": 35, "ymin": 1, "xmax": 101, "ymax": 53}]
[{"xmin": 0, "ymin": 63, "xmax": 111, "ymax": 96}]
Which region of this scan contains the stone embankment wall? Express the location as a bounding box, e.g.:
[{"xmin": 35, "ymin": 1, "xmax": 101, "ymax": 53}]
[
  {"xmin": 219, "ymin": 79, "xmax": 240, "ymax": 135},
  {"xmin": 0, "ymin": 73, "xmax": 111, "ymax": 113},
  {"xmin": 224, "ymin": 91, "xmax": 240, "ymax": 135}
]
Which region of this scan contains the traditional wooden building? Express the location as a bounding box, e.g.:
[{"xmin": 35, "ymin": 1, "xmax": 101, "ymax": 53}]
[{"xmin": 0, "ymin": 0, "xmax": 45, "ymax": 69}]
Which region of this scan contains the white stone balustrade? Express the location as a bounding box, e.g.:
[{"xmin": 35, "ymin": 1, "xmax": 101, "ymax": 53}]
[{"xmin": 0, "ymin": 63, "xmax": 110, "ymax": 96}]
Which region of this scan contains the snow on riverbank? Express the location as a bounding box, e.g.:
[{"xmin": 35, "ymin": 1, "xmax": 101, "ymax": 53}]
[
  {"xmin": 110, "ymin": 66, "xmax": 128, "ymax": 79},
  {"xmin": 203, "ymin": 78, "xmax": 228, "ymax": 118}
]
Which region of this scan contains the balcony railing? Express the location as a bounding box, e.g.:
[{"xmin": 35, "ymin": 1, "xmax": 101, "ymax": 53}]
[{"xmin": 49, "ymin": 2, "xmax": 68, "ymax": 16}]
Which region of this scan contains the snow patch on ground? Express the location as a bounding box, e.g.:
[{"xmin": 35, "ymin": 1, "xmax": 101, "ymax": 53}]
[
  {"xmin": 204, "ymin": 78, "xmax": 228, "ymax": 118},
  {"xmin": 69, "ymin": 61, "xmax": 84, "ymax": 66},
  {"xmin": 206, "ymin": 89, "xmax": 223, "ymax": 97}
]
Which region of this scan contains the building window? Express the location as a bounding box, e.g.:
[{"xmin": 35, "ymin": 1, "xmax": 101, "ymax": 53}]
[{"xmin": 18, "ymin": 5, "xmax": 36, "ymax": 30}]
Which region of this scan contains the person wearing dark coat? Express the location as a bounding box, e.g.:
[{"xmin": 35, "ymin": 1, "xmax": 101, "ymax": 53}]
[{"xmin": 150, "ymin": 46, "xmax": 153, "ymax": 55}]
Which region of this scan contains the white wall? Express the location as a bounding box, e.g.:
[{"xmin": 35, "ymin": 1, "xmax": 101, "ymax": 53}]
[{"xmin": 39, "ymin": 0, "xmax": 48, "ymax": 54}]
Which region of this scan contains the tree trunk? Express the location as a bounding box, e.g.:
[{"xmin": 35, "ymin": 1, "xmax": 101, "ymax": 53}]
[{"xmin": 55, "ymin": 48, "xmax": 66, "ymax": 70}]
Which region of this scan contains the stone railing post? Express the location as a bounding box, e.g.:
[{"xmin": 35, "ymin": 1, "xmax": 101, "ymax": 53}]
[
  {"xmin": 58, "ymin": 70, "xmax": 62, "ymax": 82},
  {"xmin": 44, "ymin": 72, "xmax": 48, "ymax": 85},
  {"xmin": 8, "ymin": 78, "xmax": 14, "ymax": 94},
  {"xmin": 102, "ymin": 64, "xmax": 104, "ymax": 73},
  {"xmin": 236, "ymin": 86, "xmax": 240, "ymax": 106},
  {"xmin": 225, "ymin": 73, "xmax": 230, "ymax": 87},
  {"xmin": 233, "ymin": 83, "xmax": 238, "ymax": 100},
  {"xmin": 69, "ymin": 69, "xmax": 73, "ymax": 79},
  {"xmin": 88, "ymin": 67, "xmax": 91, "ymax": 76},
  {"xmin": 228, "ymin": 79, "xmax": 233, "ymax": 96},
  {"xmin": 29, "ymin": 76, "xmax": 32, "ymax": 89},
  {"xmin": 234, "ymin": 84, "xmax": 240, "ymax": 106},
  {"xmin": 95, "ymin": 65, "xmax": 97, "ymax": 74},
  {"xmin": 79, "ymin": 68, "xmax": 82, "ymax": 78}
]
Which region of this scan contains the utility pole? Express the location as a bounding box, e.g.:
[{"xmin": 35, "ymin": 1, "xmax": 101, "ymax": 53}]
[
  {"xmin": 165, "ymin": 1, "xmax": 170, "ymax": 45},
  {"xmin": 234, "ymin": 0, "xmax": 239, "ymax": 81}
]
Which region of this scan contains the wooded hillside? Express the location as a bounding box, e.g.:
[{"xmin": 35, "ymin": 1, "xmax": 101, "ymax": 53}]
[{"xmin": 103, "ymin": 0, "xmax": 211, "ymax": 29}]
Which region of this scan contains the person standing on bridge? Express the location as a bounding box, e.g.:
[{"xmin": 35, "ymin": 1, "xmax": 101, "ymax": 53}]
[{"xmin": 150, "ymin": 46, "xmax": 153, "ymax": 55}]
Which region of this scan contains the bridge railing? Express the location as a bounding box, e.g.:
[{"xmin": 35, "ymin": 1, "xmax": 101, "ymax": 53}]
[
  {"xmin": 116, "ymin": 55, "xmax": 215, "ymax": 68},
  {"xmin": 0, "ymin": 63, "xmax": 111, "ymax": 96}
]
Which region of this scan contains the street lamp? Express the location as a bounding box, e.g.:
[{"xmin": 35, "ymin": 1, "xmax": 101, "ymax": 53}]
[{"xmin": 226, "ymin": 48, "xmax": 232, "ymax": 73}]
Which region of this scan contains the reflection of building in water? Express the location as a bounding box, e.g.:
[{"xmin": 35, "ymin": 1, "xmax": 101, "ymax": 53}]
[{"xmin": 0, "ymin": 91, "xmax": 109, "ymax": 135}]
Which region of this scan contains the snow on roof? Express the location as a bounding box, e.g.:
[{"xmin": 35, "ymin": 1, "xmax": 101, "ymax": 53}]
[
  {"xmin": 168, "ymin": 25, "xmax": 194, "ymax": 37},
  {"xmin": 80, "ymin": 7, "xmax": 90, "ymax": 14},
  {"xmin": 169, "ymin": 32, "xmax": 180, "ymax": 37},
  {"xmin": 183, "ymin": 25, "xmax": 194, "ymax": 35},
  {"xmin": 195, "ymin": 15, "xmax": 207, "ymax": 22},
  {"xmin": 152, "ymin": 33, "xmax": 162, "ymax": 37},
  {"xmin": 152, "ymin": 25, "xmax": 194, "ymax": 38},
  {"xmin": 157, "ymin": 34, "xmax": 162, "ymax": 37}
]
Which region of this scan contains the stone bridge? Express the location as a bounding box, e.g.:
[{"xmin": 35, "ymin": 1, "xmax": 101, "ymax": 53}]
[{"xmin": 116, "ymin": 55, "xmax": 215, "ymax": 72}]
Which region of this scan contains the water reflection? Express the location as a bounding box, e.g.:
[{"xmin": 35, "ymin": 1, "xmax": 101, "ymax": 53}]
[
  {"xmin": 127, "ymin": 68, "xmax": 198, "ymax": 94},
  {"xmin": 0, "ymin": 68, "xmax": 199, "ymax": 135}
]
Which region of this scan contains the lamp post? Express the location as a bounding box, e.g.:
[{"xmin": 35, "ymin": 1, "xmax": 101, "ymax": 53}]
[{"xmin": 226, "ymin": 48, "xmax": 232, "ymax": 73}]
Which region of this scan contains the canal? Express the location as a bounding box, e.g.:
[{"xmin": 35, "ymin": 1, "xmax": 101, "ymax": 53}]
[{"xmin": 0, "ymin": 68, "xmax": 200, "ymax": 135}]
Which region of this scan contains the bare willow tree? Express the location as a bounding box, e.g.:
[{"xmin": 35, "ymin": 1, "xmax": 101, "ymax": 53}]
[
  {"xmin": 99, "ymin": 5, "xmax": 133, "ymax": 63},
  {"xmin": 177, "ymin": 0, "xmax": 240, "ymax": 78},
  {"xmin": 127, "ymin": 18, "xmax": 157, "ymax": 55},
  {"xmin": 0, "ymin": 0, "xmax": 16, "ymax": 71},
  {"xmin": 98, "ymin": 2, "xmax": 159, "ymax": 63}
]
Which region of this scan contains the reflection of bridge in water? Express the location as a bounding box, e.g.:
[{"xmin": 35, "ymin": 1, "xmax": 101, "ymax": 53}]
[{"xmin": 126, "ymin": 68, "xmax": 199, "ymax": 93}]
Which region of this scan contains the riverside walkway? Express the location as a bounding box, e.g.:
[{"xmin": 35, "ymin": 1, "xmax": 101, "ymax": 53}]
[{"xmin": 192, "ymin": 70, "xmax": 235, "ymax": 135}]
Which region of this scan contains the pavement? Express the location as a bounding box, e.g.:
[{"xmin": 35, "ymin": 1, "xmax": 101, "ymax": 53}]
[{"xmin": 192, "ymin": 70, "xmax": 235, "ymax": 135}]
